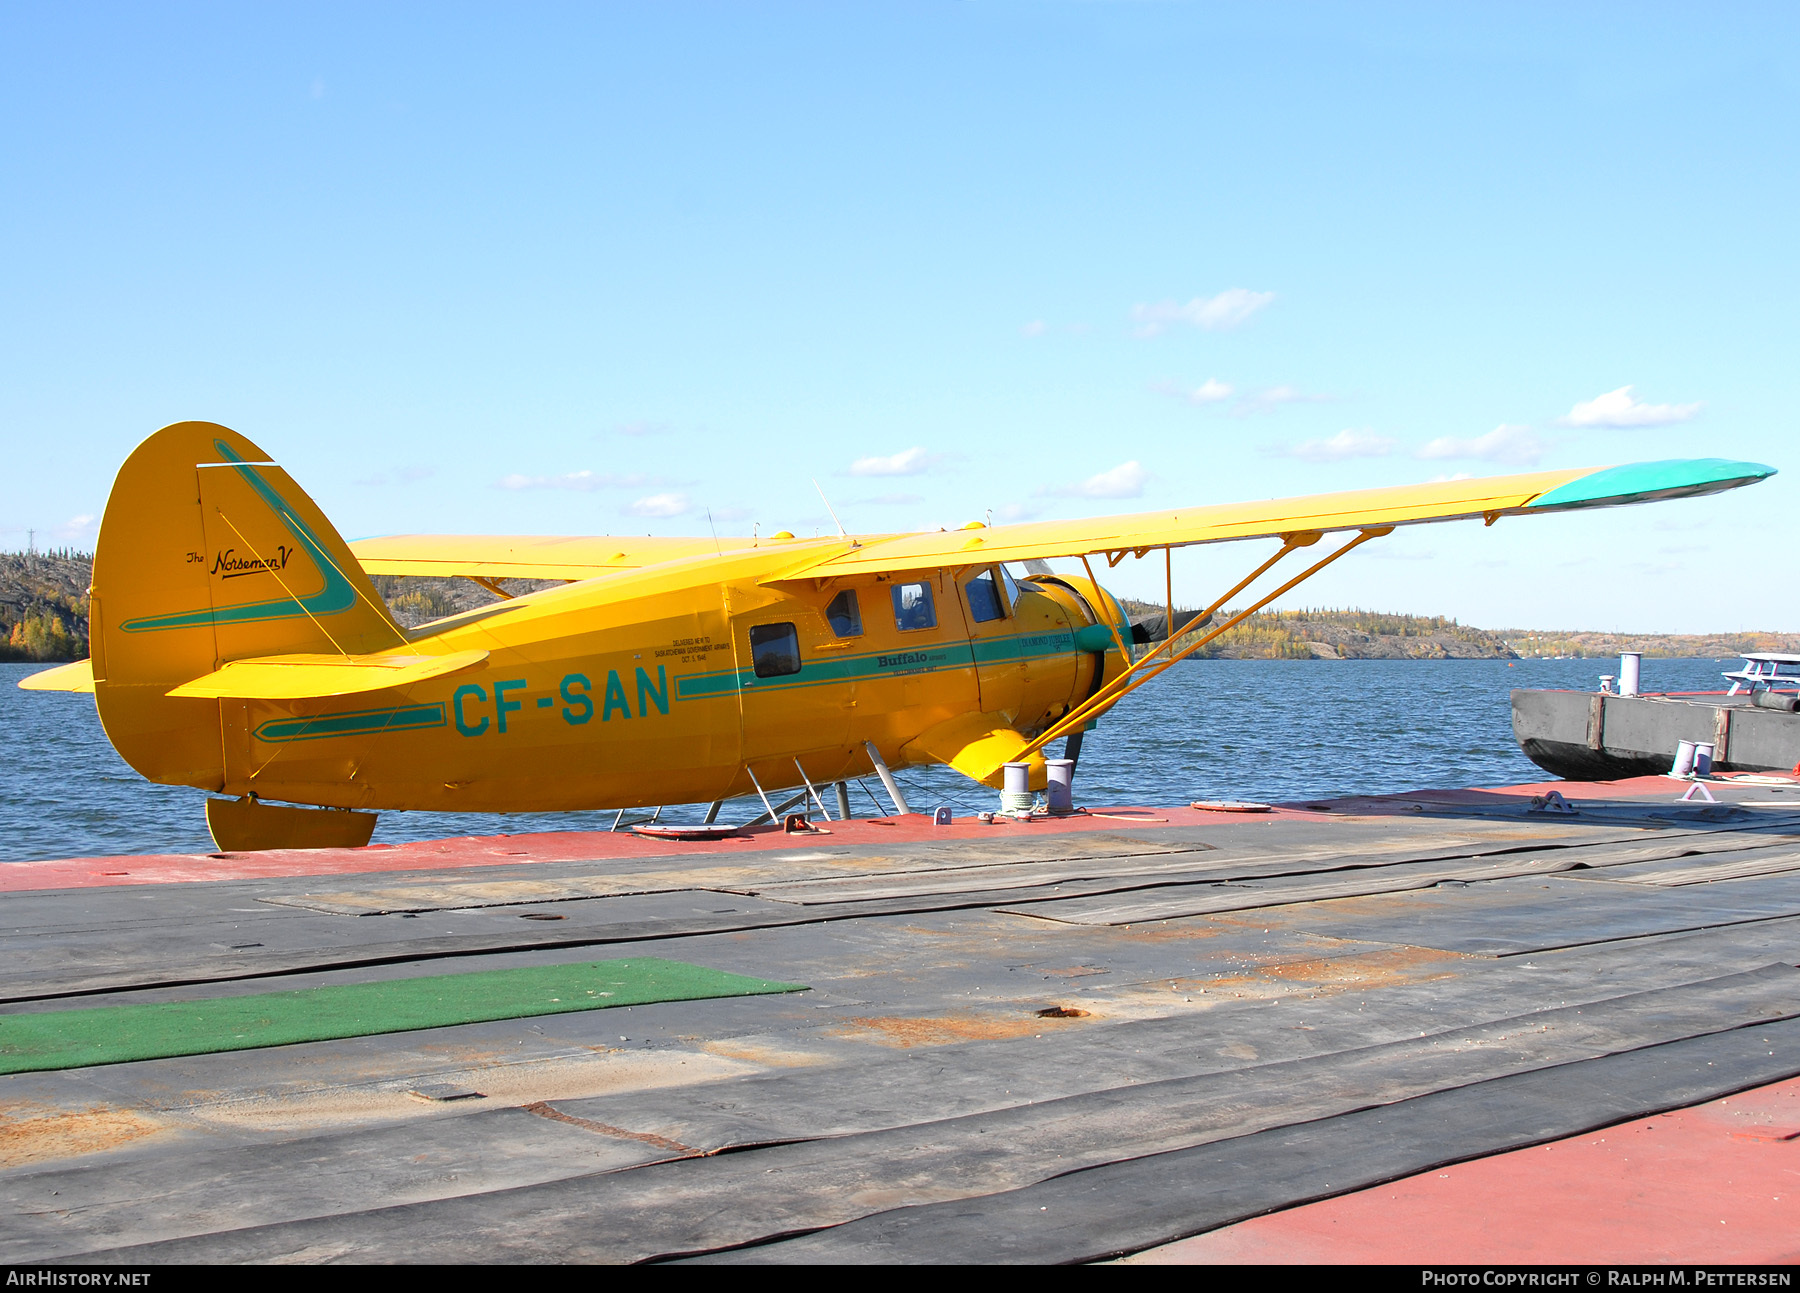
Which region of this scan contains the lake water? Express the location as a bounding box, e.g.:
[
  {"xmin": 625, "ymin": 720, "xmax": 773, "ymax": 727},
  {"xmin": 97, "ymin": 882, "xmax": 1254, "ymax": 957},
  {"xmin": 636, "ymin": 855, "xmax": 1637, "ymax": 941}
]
[{"xmin": 0, "ymin": 657, "xmax": 1737, "ymax": 863}]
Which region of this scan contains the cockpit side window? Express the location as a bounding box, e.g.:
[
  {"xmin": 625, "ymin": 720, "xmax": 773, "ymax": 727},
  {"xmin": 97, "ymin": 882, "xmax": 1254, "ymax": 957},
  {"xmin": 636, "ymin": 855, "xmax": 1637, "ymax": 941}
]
[
  {"xmin": 891, "ymin": 581, "xmax": 937, "ymax": 632},
  {"xmin": 826, "ymin": 589, "xmax": 863, "ymax": 638},
  {"xmin": 999, "ymin": 564, "xmax": 1022, "ymax": 606},
  {"xmin": 749, "ymin": 622, "xmax": 801, "ymax": 678},
  {"xmin": 965, "ymin": 569, "xmax": 1007, "ymax": 624}
]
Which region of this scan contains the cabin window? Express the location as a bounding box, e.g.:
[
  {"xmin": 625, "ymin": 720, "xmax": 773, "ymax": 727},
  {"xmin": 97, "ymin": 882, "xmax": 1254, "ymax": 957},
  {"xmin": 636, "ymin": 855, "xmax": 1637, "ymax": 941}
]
[
  {"xmin": 891, "ymin": 581, "xmax": 937, "ymax": 632},
  {"xmin": 749, "ymin": 622, "xmax": 801, "ymax": 678},
  {"xmin": 965, "ymin": 569, "xmax": 1007, "ymax": 623},
  {"xmin": 999, "ymin": 564, "xmax": 1022, "ymax": 606},
  {"xmin": 826, "ymin": 589, "xmax": 863, "ymax": 638}
]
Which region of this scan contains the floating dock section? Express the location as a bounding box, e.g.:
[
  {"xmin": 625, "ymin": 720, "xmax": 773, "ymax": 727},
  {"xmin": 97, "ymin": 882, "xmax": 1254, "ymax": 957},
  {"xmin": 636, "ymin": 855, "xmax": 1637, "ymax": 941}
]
[
  {"xmin": 1514, "ymin": 687, "xmax": 1800, "ymax": 780},
  {"xmin": 3, "ymin": 778, "xmax": 1800, "ymax": 1263}
]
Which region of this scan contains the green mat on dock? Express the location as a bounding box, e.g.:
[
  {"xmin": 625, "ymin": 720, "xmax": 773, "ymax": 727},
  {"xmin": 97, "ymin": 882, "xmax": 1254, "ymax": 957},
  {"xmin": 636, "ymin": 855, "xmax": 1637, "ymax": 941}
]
[{"xmin": 0, "ymin": 958, "xmax": 806, "ymax": 1074}]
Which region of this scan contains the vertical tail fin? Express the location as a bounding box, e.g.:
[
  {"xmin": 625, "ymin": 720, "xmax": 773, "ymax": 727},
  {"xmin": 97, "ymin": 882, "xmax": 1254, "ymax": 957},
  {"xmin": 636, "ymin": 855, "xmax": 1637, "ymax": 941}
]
[{"xmin": 92, "ymin": 421, "xmax": 403, "ymax": 790}]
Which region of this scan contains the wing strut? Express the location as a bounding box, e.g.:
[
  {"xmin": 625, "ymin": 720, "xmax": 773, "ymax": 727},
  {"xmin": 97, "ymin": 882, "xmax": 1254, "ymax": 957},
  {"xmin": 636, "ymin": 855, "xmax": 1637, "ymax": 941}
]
[
  {"xmin": 1018, "ymin": 526, "xmax": 1392, "ymax": 763},
  {"xmin": 465, "ymin": 576, "xmax": 516, "ymax": 601}
]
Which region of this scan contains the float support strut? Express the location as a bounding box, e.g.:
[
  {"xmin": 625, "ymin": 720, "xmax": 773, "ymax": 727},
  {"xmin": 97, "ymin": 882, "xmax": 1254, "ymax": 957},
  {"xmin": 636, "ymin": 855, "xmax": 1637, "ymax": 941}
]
[{"xmin": 864, "ymin": 741, "xmax": 911, "ymax": 817}]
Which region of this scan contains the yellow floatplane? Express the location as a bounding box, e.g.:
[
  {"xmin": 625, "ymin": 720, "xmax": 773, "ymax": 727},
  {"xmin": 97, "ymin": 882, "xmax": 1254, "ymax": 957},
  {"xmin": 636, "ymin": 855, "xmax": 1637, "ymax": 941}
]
[{"xmin": 19, "ymin": 422, "xmax": 1775, "ymax": 850}]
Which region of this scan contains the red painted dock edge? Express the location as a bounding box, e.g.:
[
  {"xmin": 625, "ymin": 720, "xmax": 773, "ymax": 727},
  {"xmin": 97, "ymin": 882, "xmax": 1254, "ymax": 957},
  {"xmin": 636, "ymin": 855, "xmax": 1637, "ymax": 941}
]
[
  {"xmin": 0, "ymin": 775, "xmax": 1724, "ymax": 894},
  {"xmin": 1126, "ymin": 1076, "xmax": 1800, "ymax": 1265},
  {"xmin": 0, "ymin": 805, "xmax": 1191, "ymax": 892}
]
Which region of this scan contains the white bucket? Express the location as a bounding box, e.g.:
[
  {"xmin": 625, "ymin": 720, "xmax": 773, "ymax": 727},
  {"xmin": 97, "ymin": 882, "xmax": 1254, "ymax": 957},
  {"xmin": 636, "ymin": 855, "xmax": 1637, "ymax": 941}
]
[
  {"xmin": 1670, "ymin": 740, "xmax": 1697, "ymax": 778},
  {"xmin": 1045, "ymin": 759, "xmax": 1075, "ymax": 814}
]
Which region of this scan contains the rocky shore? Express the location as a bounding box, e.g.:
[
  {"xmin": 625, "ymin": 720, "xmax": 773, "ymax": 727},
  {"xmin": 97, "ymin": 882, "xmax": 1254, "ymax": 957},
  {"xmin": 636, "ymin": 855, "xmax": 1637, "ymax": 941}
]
[{"xmin": 0, "ymin": 552, "xmax": 90, "ymax": 662}]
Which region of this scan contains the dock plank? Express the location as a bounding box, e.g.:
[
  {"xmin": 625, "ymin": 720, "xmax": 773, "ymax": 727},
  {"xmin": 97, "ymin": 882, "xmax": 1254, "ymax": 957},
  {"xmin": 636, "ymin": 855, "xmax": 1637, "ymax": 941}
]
[
  {"xmin": 44, "ymin": 966, "xmax": 1800, "ymax": 1263},
  {"xmin": 718, "ymin": 1018, "xmax": 1800, "ymax": 1265},
  {"xmin": 8, "ymin": 781, "xmax": 1800, "ymax": 1263}
]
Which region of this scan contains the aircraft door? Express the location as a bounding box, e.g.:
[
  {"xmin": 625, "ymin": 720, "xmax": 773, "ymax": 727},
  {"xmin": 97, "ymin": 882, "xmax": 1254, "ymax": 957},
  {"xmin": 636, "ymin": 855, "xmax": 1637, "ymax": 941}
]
[
  {"xmin": 851, "ymin": 571, "xmax": 981, "ymax": 756},
  {"xmin": 729, "ymin": 592, "xmax": 852, "ymax": 788},
  {"xmin": 964, "ymin": 564, "xmax": 1090, "ymax": 727},
  {"xmin": 963, "ymin": 564, "xmax": 1027, "ymax": 720}
]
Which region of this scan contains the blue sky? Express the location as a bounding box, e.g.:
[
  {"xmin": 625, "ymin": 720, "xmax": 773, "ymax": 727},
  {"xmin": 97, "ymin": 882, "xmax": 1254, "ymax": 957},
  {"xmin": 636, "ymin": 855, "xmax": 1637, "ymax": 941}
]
[{"xmin": 2, "ymin": 3, "xmax": 1795, "ymax": 631}]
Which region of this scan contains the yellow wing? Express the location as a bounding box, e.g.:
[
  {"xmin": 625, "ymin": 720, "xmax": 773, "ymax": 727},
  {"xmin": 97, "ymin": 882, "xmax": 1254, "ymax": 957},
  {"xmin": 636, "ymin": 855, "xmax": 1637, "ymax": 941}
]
[
  {"xmin": 349, "ymin": 534, "xmax": 750, "ymax": 581},
  {"xmin": 346, "ymin": 460, "xmax": 1773, "ymax": 587},
  {"xmin": 770, "ymin": 459, "xmax": 1775, "ymax": 579}
]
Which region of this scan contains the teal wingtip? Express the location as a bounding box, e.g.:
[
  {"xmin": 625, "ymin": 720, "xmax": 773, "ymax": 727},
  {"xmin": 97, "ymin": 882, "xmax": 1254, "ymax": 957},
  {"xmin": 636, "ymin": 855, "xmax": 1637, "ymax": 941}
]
[{"xmin": 1528, "ymin": 458, "xmax": 1777, "ymax": 512}]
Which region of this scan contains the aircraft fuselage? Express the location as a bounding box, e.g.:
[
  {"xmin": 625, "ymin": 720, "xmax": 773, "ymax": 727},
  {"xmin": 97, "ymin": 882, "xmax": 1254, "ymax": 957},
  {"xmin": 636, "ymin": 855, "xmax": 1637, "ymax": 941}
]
[{"xmin": 181, "ymin": 545, "xmax": 1127, "ymax": 813}]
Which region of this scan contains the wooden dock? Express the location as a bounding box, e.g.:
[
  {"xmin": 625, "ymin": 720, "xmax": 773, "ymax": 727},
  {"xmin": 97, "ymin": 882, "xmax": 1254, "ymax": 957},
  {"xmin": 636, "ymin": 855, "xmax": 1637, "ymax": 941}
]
[{"xmin": 4, "ymin": 776, "xmax": 1800, "ymax": 1264}]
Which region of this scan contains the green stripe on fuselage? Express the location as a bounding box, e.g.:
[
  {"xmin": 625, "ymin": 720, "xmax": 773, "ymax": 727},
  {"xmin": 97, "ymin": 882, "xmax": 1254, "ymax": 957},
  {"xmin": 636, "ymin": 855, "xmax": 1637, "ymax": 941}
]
[
  {"xmin": 248, "ymin": 628, "xmax": 1087, "ymax": 742},
  {"xmin": 674, "ymin": 628, "xmax": 1084, "ymax": 700},
  {"xmin": 254, "ymin": 703, "xmax": 447, "ymax": 744}
]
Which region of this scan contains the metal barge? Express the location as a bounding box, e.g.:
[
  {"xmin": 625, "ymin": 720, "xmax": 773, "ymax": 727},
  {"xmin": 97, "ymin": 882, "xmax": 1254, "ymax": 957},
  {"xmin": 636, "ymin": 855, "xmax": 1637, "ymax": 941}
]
[
  {"xmin": 1513, "ymin": 688, "xmax": 1800, "ymax": 779},
  {"xmin": 3, "ymin": 778, "xmax": 1800, "ymax": 1265},
  {"xmin": 1515, "ymin": 654, "xmax": 1800, "ymax": 781}
]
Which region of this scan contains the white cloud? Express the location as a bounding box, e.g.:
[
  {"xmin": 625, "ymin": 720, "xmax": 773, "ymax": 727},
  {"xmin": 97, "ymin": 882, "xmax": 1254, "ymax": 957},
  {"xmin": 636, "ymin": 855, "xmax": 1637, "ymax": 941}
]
[
  {"xmin": 848, "ymin": 447, "xmax": 939, "ymax": 477},
  {"xmin": 1020, "ymin": 319, "xmax": 1048, "ymax": 337},
  {"xmin": 610, "ymin": 420, "xmax": 672, "ymax": 437},
  {"xmin": 1154, "ymin": 378, "xmax": 1332, "ymax": 416},
  {"xmin": 53, "ymin": 514, "xmax": 97, "ymax": 542},
  {"xmin": 1153, "ymin": 378, "xmax": 1234, "ymax": 405},
  {"xmin": 498, "ymin": 470, "xmax": 681, "ymax": 491},
  {"xmin": 1557, "ymin": 385, "xmax": 1701, "ymax": 429},
  {"xmin": 995, "ymin": 502, "xmax": 1043, "ymax": 523},
  {"xmin": 1132, "ymin": 288, "xmax": 1274, "ymax": 337},
  {"xmin": 1416, "ymin": 424, "xmax": 1547, "ymax": 466},
  {"xmin": 1046, "ymin": 460, "xmax": 1150, "ymax": 499},
  {"xmin": 709, "ymin": 506, "xmax": 753, "ymax": 523},
  {"xmin": 626, "ymin": 492, "xmax": 690, "ymax": 518},
  {"xmin": 853, "ymin": 492, "xmax": 925, "ymax": 506},
  {"xmin": 1283, "ymin": 430, "xmax": 1397, "ymax": 463},
  {"xmin": 1232, "ymin": 384, "xmax": 1332, "ymax": 417}
]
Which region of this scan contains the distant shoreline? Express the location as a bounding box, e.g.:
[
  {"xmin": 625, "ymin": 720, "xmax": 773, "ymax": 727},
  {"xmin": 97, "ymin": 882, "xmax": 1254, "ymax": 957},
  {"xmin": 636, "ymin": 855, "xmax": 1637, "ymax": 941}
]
[{"xmin": 1121, "ymin": 602, "xmax": 1800, "ymax": 662}]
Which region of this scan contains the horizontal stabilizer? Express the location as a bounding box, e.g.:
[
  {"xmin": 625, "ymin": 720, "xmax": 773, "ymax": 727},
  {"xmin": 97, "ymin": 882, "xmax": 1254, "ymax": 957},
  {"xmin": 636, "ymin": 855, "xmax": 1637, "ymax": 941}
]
[
  {"xmin": 167, "ymin": 649, "xmax": 489, "ymax": 700},
  {"xmin": 17, "ymin": 660, "xmax": 95, "ymax": 693}
]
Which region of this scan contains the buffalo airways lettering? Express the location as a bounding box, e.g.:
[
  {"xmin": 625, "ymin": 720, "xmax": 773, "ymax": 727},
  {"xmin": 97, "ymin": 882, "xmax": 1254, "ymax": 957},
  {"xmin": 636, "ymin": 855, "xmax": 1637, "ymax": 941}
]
[
  {"xmin": 208, "ymin": 545, "xmax": 296, "ymax": 579},
  {"xmin": 876, "ymin": 651, "xmax": 931, "ymax": 669},
  {"xmin": 453, "ymin": 667, "xmax": 670, "ymax": 737}
]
